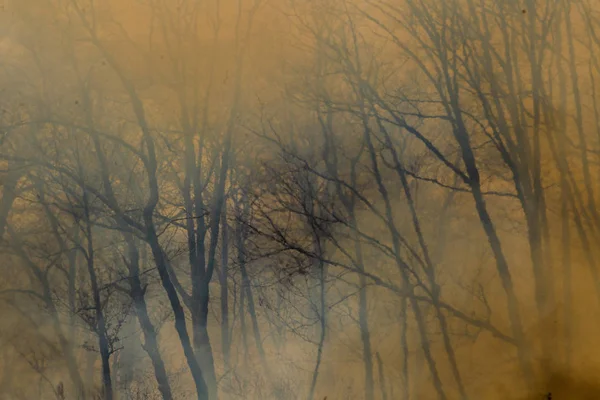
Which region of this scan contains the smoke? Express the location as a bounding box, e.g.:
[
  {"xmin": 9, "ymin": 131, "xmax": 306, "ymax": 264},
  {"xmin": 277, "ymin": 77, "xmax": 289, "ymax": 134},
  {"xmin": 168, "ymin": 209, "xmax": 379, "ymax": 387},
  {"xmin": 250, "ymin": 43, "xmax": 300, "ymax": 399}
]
[{"xmin": 1, "ymin": 0, "xmax": 600, "ymax": 399}]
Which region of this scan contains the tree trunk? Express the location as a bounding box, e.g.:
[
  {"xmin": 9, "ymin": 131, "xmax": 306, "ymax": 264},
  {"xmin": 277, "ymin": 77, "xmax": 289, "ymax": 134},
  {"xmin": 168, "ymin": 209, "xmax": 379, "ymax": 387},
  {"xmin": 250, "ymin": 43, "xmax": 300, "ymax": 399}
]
[
  {"xmin": 220, "ymin": 206, "xmax": 231, "ymax": 371},
  {"xmin": 357, "ymin": 274, "xmax": 374, "ymax": 400},
  {"xmin": 449, "ymin": 88, "xmax": 534, "ymax": 383},
  {"xmin": 400, "ymin": 297, "xmax": 410, "ymax": 400},
  {"xmin": 125, "ymin": 237, "xmax": 173, "ymax": 400},
  {"xmin": 307, "ymin": 238, "xmax": 327, "ymax": 400},
  {"xmin": 362, "ymin": 112, "xmax": 447, "ymax": 400},
  {"xmin": 239, "ymin": 273, "xmax": 249, "ymax": 365},
  {"xmin": 375, "ymin": 352, "xmax": 388, "ymax": 400},
  {"xmin": 378, "ymin": 117, "xmax": 467, "ymax": 399},
  {"xmin": 83, "ymin": 194, "xmax": 113, "ymax": 400},
  {"xmin": 348, "ymin": 219, "xmax": 374, "ymax": 400},
  {"xmin": 236, "ymin": 195, "xmax": 270, "ymax": 377},
  {"xmin": 240, "ymin": 257, "xmax": 270, "ymax": 377},
  {"xmin": 192, "ymin": 295, "xmax": 218, "ymax": 400},
  {"xmin": 560, "ymin": 185, "xmax": 572, "ymax": 371},
  {"xmin": 145, "ymin": 222, "xmax": 209, "ymax": 400}
]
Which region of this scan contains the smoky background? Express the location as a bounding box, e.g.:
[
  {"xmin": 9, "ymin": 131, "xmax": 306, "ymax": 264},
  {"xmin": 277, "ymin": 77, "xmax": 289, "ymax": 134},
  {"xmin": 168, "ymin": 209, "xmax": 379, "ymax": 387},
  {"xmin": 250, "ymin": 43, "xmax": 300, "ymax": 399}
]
[{"xmin": 0, "ymin": 0, "xmax": 599, "ymax": 399}]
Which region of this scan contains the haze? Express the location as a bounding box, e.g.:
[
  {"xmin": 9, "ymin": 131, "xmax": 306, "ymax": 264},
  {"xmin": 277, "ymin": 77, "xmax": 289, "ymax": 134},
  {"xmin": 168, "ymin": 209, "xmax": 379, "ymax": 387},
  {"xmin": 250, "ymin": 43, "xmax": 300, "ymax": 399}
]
[{"xmin": 0, "ymin": 0, "xmax": 598, "ymax": 399}]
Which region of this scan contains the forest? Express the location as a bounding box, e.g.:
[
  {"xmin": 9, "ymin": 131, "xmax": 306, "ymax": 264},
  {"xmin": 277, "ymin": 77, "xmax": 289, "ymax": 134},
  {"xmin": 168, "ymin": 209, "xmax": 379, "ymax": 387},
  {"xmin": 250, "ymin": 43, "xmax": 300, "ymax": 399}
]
[{"xmin": 0, "ymin": 0, "xmax": 599, "ymax": 398}]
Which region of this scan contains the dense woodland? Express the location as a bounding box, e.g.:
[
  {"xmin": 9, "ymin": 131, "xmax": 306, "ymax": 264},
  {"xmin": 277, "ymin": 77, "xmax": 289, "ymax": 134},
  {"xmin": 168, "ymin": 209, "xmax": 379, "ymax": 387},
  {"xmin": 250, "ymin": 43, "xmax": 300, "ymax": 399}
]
[{"xmin": 0, "ymin": 0, "xmax": 600, "ymax": 398}]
